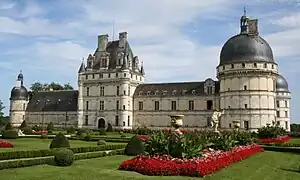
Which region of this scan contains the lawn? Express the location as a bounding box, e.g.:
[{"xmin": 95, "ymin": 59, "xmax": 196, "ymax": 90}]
[
  {"xmin": 0, "ymin": 151, "xmax": 299, "ymax": 180},
  {"xmin": 0, "ymin": 138, "xmax": 121, "ymax": 152},
  {"xmin": 90, "ymin": 132, "xmax": 135, "ymax": 138},
  {"xmin": 287, "ymin": 138, "xmax": 300, "ymax": 144}
]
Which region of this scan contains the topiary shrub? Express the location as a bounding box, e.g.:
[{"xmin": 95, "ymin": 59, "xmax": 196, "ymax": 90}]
[
  {"xmin": 79, "ymin": 133, "xmax": 87, "ymax": 140},
  {"xmin": 47, "ymin": 122, "xmax": 54, "ymax": 133},
  {"xmin": 2, "ymin": 129, "xmax": 18, "ymax": 139},
  {"xmin": 97, "ymin": 140, "xmax": 107, "ymax": 146},
  {"xmin": 49, "ymin": 132, "xmax": 70, "ymax": 149},
  {"xmin": 125, "ymin": 136, "xmax": 145, "ymax": 156},
  {"xmin": 66, "ymin": 126, "xmax": 76, "ymax": 134},
  {"xmin": 32, "ymin": 125, "xmax": 42, "ymax": 131},
  {"xmin": 19, "ymin": 120, "xmax": 27, "ymax": 130},
  {"xmin": 54, "ymin": 148, "xmax": 75, "ymax": 166},
  {"xmin": 120, "ymin": 132, "xmax": 126, "ymax": 138},
  {"xmin": 22, "ymin": 127, "xmax": 33, "ymax": 135},
  {"xmin": 84, "ymin": 134, "xmax": 92, "ymax": 141},
  {"xmin": 5, "ymin": 123, "xmax": 12, "ymax": 130},
  {"xmin": 76, "ymin": 128, "xmax": 90, "ymax": 136},
  {"xmin": 99, "ymin": 128, "xmax": 106, "ymax": 135},
  {"xmin": 106, "ymin": 123, "xmax": 114, "ymax": 132},
  {"xmin": 40, "ymin": 134, "xmax": 48, "ymax": 139}
]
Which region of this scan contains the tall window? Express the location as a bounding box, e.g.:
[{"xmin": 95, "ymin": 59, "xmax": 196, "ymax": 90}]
[
  {"xmin": 100, "ymin": 86, "xmax": 105, "ymax": 96},
  {"xmin": 244, "ymin": 121, "xmax": 249, "ymax": 130},
  {"xmin": 244, "ymin": 85, "xmax": 247, "ymax": 90},
  {"xmin": 86, "ymin": 101, "xmax": 89, "ymax": 110},
  {"xmin": 108, "ymin": 73, "xmax": 111, "ymax": 78},
  {"xmin": 154, "ymin": 101, "xmax": 159, "ymax": 111},
  {"xmin": 285, "ymin": 111, "xmax": 288, "ymax": 117},
  {"xmin": 128, "ymin": 86, "xmax": 131, "ymax": 96},
  {"xmin": 116, "ymin": 86, "xmax": 120, "ymax": 96},
  {"xmin": 116, "ymin": 100, "xmax": 119, "ymax": 110},
  {"xmin": 115, "ymin": 115, "xmax": 119, "ymax": 126},
  {"xmin": 171, "ymin": 101, "xmax": 176, "ymax": 111},
  {"xmin": 206, "ymin": 100, "xmax": 213, "ymax": 110},
  {"xmin": 285, "ymin": 101, "xmax": 288, "ymax": 107},
  {"xmin": 86, "ymin": 87, "xmax": 90, "ymax": 96},
  {"xmin": 276, "ymin": 111, "xmax": 280, "ymax": 117},
  {"xmin": 100, "ymin": 101, "xmax": 104, "ymax": 110},
  {"xmin": 276, "ymin": 101, "xmax": 280, "ymax": 108},
  {"xmin": 188, "ymin": 100, "xmax": 194, "ymax": 110},
  {"xmin": 138, "ymin": 101, "xmax": 143, "ymax": 110},
  {"xmin": 23, "ymin": 103, "xmax": 26, "ymax": 110},
  {"xmin": 85, "ymin": 115, "xmax": 88, "ymax": 126},
  {"xmin": 99, "ymin": 73, "xmax": 103, "ymax": 78},
  {"xmin": 285, "ymin": 121, "xmax": 288, "ymax": 130},
  {"xmin": 128, "ymin": 116, "xmax": 130, "ymax": 126},
  {"xmin": 116, "ymin": 73, "xmax": 118, "ymax": 78},
  {"xmin": 207, "ymin": 86, "xmax": 213, "ymax": 95},
  {"xmin": 123, "ymin": 105, "xmax": 126, "ymax": 110}
]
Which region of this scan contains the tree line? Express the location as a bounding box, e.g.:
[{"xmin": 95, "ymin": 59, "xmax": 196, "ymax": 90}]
[{"xmin": 30, "ymin": 82, "xmax": 74, "ymax": 93}]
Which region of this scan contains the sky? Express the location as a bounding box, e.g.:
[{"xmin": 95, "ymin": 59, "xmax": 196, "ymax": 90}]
[{"xmin": 0, "ymin": 0, "xmax": 299, "ymax": 123}]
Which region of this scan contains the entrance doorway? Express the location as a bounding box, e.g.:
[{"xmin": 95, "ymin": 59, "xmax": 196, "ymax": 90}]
[{"xmin": 98, "ymin": 118, "xmax": 105, "ymax": 129}]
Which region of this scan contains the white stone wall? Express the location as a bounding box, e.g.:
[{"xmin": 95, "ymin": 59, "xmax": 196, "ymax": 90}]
[
  {"xmin": 9, "ymin": 100, "xmax": 28, "ymax": 127},
  {"xmin": 276, "ymin": 92, "xmax": 291, "ymax": 131}
]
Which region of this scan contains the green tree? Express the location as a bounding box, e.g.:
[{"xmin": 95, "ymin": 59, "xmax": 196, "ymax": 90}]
[
  {"xmin": 63, "ymin": 83, "xmax": 74, "ymax": 90},
  {"xmin": 0, "ymin": 100, "xmax": 7, "ymax": 127},
  {"xmin": 30, "ymin": 82, "xmax": 73, "ymax": 92},
  {"xmin": 30, "ymin": 82, "xmax": 43, "ymax": 93}
]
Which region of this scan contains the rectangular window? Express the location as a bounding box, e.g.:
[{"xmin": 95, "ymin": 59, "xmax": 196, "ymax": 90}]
[
  {"xmin": 128, "ymin": 116, "xmax": 130, "ymax": 126},
  {"xmin": 86, "ymin": 87, "xmax": 90, "ymax": 96},
  {"xmin": 100, "ymin": 86, "xmax": 105, "ymax": 96},
  {"xmin": 138, "ymin": 101, "xmax": 143, "ymax": 110},
  {"xmin": 285, "ymin": 121, "xmax": 288, "ymax": 130},
  {"xmin": 99, "ymin": 101, "xmax": 104, "ymax": 110},
  {"xmin": 244, "ymin": 121, "xmax": 249, "ymax": 130},
  {"xmin": 188, "ymin": 100, "xmax": 194, "ymax": 110},
  {"xmin": 123, "ymin": 105, "xmax": 126, "ymax": 110},
  {"xmin": 85, "ymin": 115, "xmax": 88, "ymax": 126},
  {"xmin": 254, "ymin": 63, "xmax": 257, "ymax": 68},
  {"xmin": 116, "ymin": 100, "xmax": 119, "ymax": 110},
  {"xmin": 116, "ymin": 86, "xmax": 120, "ymax": 96},
  {"xmin": 99, "ymin": 73, "xmax": 103, "ymax": 78},
  {"xmin": 92, "ymin": 74, "xmax": 95, "ymax": 79},
  {"xmin": 229, "ymin": 123, "xmax": 232, "ymax": 128},
  {"xmin": 285, "ymin": 101, "xmax": 288, "ymax": 107},
  {"xmin": 244, "ymin": 85, "xmax": 247, "ymax": 90},
  {"xmin": 124, "ymin": 73, "xmax": 126, "ymax": 77},
  {"xmin": 206, "ymin": 100, "xmax": 213, "ymax": 110},
  {"xmin": 242, "ymin": 63, "xmax": 245, "ymax": 68},
  {"xmin": 244, "ymin": 104, "xmax": 248, "ymax": 108},
  {"xmin": 108, "ymin": 73, "xmax": 111, "ymax": 78},
  {"xmin": 154, "ymin": 101, "xmax": 159, "ymax": 111},
  {"xmin": 115, "ymin": 115, "xmax": 119, "ymax": 126},
  {"xmin": 86, "ymin": 101, "xmax": 89, "ymax": 110},
  {"xmin": 128, "ymin": 86, "xmax": 131, "ymax": 96},
  {"xmin": 276, "ymin": 111, "xmax": 280, "ymax": 117},
  {"xmin": 85, "ymin": 74, "xmax": 88, "ymax": 79},
  {"xmin": 285, "ymin": 111, "xmax": 288, "ymax": 117},
  {"xmin": 124, "ymin": 90, "xmax": 126, "ymax": 96},
  {"xmin": 277, "ymin": 121, "xmax": 280, "ymax": 126},
  {"xmin": 171, "ymin": 101, "xmax": 176, "ymax": 110},
  {"xmin": 116, "ymin": 73, "xmax": 118, "ymax": 78},
  {"xmin": 276, "ymin": 101, "xmax": 280, "ymax": 108}
]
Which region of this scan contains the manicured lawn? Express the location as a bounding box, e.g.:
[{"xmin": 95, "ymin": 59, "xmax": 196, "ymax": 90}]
[
  {"xmin": 287, "ymin": 138, "xmax": 300, "ymax": 144},
  {"xmin": 0, "ymin": 151, "xmax": 299, "ymax": 180},
  {"xmin": 0, "ymin": 138, "xmax": 122, "ymax": 152},
  {"xmin": 91, "ymin": 132, "xmax": 135, "ymax": 138}
]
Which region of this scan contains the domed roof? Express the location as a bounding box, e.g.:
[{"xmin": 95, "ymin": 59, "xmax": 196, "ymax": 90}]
[
  {"xmin": 276, "ymin": 74, "xmax": 289, "ymax": 92},
  {"xmin": 10, "ymin": 86, "xmax": 28, "ymax": 100},
  {"xmin": 219, "ymin": 34, "xmax": 274, "ymax": 65}
]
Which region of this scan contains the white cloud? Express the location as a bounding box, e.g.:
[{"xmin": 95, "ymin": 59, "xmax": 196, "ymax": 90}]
[
  {"xmin": 0, "ymin": 2, "xmax": 15, "ymax": 10},
  {"xmin": 271, "ymin": 12, "xmax": 300, "ymax": 28}
]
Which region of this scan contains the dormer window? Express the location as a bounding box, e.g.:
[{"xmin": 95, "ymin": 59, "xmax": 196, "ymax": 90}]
[
  {"xmin": 57, "ymin": 99, "xmax": 61, "ymax": 103},
  {"xmin": 192, "ymin": 90, "xmax": 196, "ymax": 95},
  {"xmin": 172, "ymin": 90, "xmax": 177, "ymax": 95},
  {"xmin": 147, "ymin": 91, "xmax": 151, "ymax": 96},
  {"xmin": 271, "ymin": 64, "xmax": 274, "ymax": 69},
  {"xmin": 254, "ymin": 63, "xmax": 257, "ymax": 68},
  {"xmin": 242, "ymin": 63, "xmax": 245, "ymax": 68},
  {"xmin": 155, "ymin": 90, "xmax": 159, "ymax": 95},
  {"xmin": 231, "ymin": 64, "xmax": 234, "ymax": 69},
  {"xmin": 138, "ymin": 91, "xmax": 143, "ymax": 96},
  {"xmin": 264, "ymin": 63, "xmax": 267, "ymax": 68},
  {"xmin": 162, "ymin": 90, "xmax": 167, "ymax": 95},
  {"xmin": 182, "ymin": 90, "xmax": 187, "ymax": 95},
  {"xmin": 36, "ymin": 100, "xmax": 40, "ymax": 104}
]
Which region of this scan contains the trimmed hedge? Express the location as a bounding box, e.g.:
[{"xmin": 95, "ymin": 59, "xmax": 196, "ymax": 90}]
[
  {"xmin": 0, "ymin": 149, "xmax": 125, "ymax": 170},
  {"xmin": 260, "ymin": 143, "xmax": 300, "ymax": 147},
  {"xmin": 70, "ymin": 136, "xmax": 130, "ymax": 143},
  {"xmin": 0, "ymin": 144, "xmax": 126, "ymax": 161},
  {"xmin": 262, "ymin": 145, "xmax": 300, "ymax": 153}
]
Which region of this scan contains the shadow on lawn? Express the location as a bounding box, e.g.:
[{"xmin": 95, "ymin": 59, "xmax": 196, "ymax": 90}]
[
  {"xmin": 279, "ymin": 167, "xmax": 300, "ymax": 173},
  {"xmin": 45, "ymin": 159, "xmax": 56, "ymax": 166}
]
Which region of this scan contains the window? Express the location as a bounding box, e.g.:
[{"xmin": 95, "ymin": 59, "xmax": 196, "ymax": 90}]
[
  {"xmin": 285, "ymin": 121, "xmax": 288, "ymax": 130},
  {"xmin": 276, "ymin": 111, "xmax": 280, "ymax": 117},
  {"xmin": 100, "ymin": 101, "xmax": 104, "ymax": 110},
  {"xmin": 92, "ymin": 74, "xmax": 95, "ymax": 79},
  {"xmin": 100, "ymin": 86, "xmax": 105, "ymax": 96},
  {"xmin": 228, "ymin": 105, "xmax": 231, "ymax": 108},
  {"xmin": 277, "ymin": 121, "xmax": 280, "ymax": 126},
  {"xmin": 271, "ymin": 64, "xmax": 274, "ymax": 69},
  {"xmin": 171, "ymin": 101, "xmax": 176, "ymax": 111},
  {"xmin": 23, "ymin": 103, "xmax": 26, "ymax": 110},
  {"xmin": 206, "ymin": 100, "xmax": 213, "ymax": 110},
  {"xmin": 116, "ymin": 100, "xmax": 119, "ymax": 110},
  {"xmin": 155, "ymin": 90, "xmax": 159, "ymax": 95},
  {"xmin": 86, "ymin": 87, "xmax": 90, "ymax": 96},
  {"xmin": 123, "ymin": 105, "xmax": 126, "ymax": 110},
  {"xmin": 86, "ymin": 101, "xmax": 89, "ymax": 110},
  {"xmin": 285, "ymin": 101, "xmax": 288, "ymax": 107},
  {"xmin": 124, "ymin": 73, "xmax": 126, "ymax": 77},
  {"xmin": 207, "ymin": 86, "xmax": 213, "ymax": 95},
  {"xmin": 244, "ymin": 121, "xmax": 249, "ymax": 130},
  {"xmin": 22, "ymin": 115, "xmax": 25, "ymax": 120},
  {"xmin": 128, "ymin": 86, "xmax": 131, "ymax": 96},
  {"xmin": 222, "ymin": 66, "xmax": 225, "ymax": 70},
  {"xmin": 131, "ymin": 74, "xmax": 133, "ymax": 78},
  {"xmin": 86, "ymin": 74, "xmax": 88, "ymax": 79},
  {"xmin": 147, "ymin": 91, "xmax": 151, "ymax": 95},
  {"xmin": 123, "ymin": 121, "xmax": 125, "ymax": 126},
  {"xmin": 115, "ymin": 115, "xmax": 119, "ymax": 126},
  {"xmin": 99, "ymin": 73, "xmax": 103, "ymax": 78},
  {"xmin": 154, "ymin": 101, "xmax": 159, "ymax": 111},
  {"xmin": 108, "ymin": 73, "xmax": 111, "ymax": 78},
  {"xmin": 116, "ymin": 86, "xmax": 120, "ymax": 96},
  {"xmin": 244, "ymin": 85, "xmax": 247, "ymax": 90},
  {"xmin": 276, "ymin": 101, "xmax": 280, "ymax": 108},
  {"xmin": 128, "ymin": 116, "xmax": 130, "ymax": 126},
  {"xmin": 85, "ymin": 115, "xmax": 88, "ymax": 126},
  {"xmin": 124, "ymin": 90, "xmax": 126, "ymax": 95},
  {"xmin": 138, "ymin": 101, "xmax": 143, "ymax": 110},
  {"xmin": 228, "ymin": 88, "xmax": 230, "ymax": 91},
  {"xmin": 254, "ymin": 63, "xmax": 257, "ymax": 68},
  {"xmin": 264, "ymin": 63, "xmax": 267, "ymax": 68},
  {"xmin": 172, "ymin": 90, "xmax": 176, "ymax": 95},
  {"xmin": 192, "ymin": 90, "xmax": 196, "ymax": 95},
  {"xmin": 242, "ymin": 63, "xmax": 245, "ymax": 68},
  {"xmin": 189, "ymin": 100, "xmax": 194, "ymax": 110},
  {"xmin": 229, "ymin": 123, "xmax": 232, "ymax": 128},
  {"xmin": 285, "ymin": 111, "xmax": 288, "ymax": 117},
  {"xmin": 116, "ymin": 73, "xmax": 118, "ymax": 78},
  {"xmin": 244, "ymin": 104, "xmax": 248, "ymax": 108},
  {"xmin": 231, "ymin": 64, "xmax": 234, "ymax": 69},
  {"xmin": 207, "ymin": 117, "xmax": 211, "ymax": 127}
]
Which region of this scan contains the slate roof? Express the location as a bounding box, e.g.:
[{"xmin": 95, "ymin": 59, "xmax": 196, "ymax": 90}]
[
  {"xmin": 133, "ymin": 81, "xmax": 220, "ymax": 97},
  {"xmin": 26, "ymin": 90, "xmax": 78, "ymax": 112}
]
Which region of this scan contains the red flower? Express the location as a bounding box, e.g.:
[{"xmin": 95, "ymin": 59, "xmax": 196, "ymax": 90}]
[
  {"xmin": 119, "ymin": 144, "xmax": 264, "ymax": 177},
  {"xmin": 258, "ymin": 135, "xmax": 290, "ymax": 144},
  {"xmin": 0, "ymin": 139, "xmax": 14, "ymax": 148},
  {"xmin": 34, "ymin": 130, "xmax": 48, "ymax": 135},
  {"xmin": 136, "ymin": 135, "xmax": 149, "ymax": 141}
]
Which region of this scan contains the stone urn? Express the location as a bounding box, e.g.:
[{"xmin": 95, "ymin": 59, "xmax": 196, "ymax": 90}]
[
  {"xmin": 170, "ymin": 115, "xmax": 184, "ymax": 134},
  {"xmin": 232, "ymin": 120, "xmax": 240, "ymax": 131}
]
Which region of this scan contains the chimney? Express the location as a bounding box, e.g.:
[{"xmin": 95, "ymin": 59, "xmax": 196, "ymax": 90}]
[
  {"xmin": 97, "ymin": 34, "xmax": 109, "ymax": 51},
  {"xmin": 248, "ymin": 19, "xmax": 259, "ymax": 36},
  {"xmin": 118, "ymin": 32, "xmax": 127, "ymax": 48}
]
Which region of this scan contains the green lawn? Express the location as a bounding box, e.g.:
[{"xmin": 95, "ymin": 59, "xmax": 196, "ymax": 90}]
[
  {"xmin": 0, "ymin": 151, "xmax": 299, "ymax": 180},
  {"xmin": 90, "ymin": 132, "xmax": 135, "ymax": 138},
  {"xmin": 287, "ymin": 138, "xmax": 300, "ymax": 144},
  {"xmin": 0, "ymin": 138, "xmax": 120, "ymax": 152}
]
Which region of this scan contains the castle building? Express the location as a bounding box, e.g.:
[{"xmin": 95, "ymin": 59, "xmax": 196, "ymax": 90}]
[{"xmin": 9, "ymin": 12, "xmax": 291, "ymax": 131}]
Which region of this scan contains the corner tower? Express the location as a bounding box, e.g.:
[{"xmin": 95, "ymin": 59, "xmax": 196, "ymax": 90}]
[
  {"xmin": 9, "ymin": 71, "xmax": 29, "ymax": 127},
  {"xmin": 217, "ymin": 11, "xmax": 278, "ymax": 131}
]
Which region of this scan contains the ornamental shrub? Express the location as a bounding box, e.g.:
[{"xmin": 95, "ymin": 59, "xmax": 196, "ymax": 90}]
[
  {"xmin": 54, "ymin": 148, "xmax": 75, "ymax": 166},
  {"xmin": 49, "ymin": 132, "xmax": 70, "ymax": 149},
  {"xmin": 2, "ymin": 129, "xmax": 18, "ymax": 139},
  {"xmin": 99, "ymin": 128, "xmax": 106, "ymax": 135},
  {"xmin": 32, "ymin": 125, "xmax": 42, "ymax": 131},
  {"xmin": 4, "ymin": 123, "xmax": 12, "ymax": 130},
  {"xmin": 125, "ymin": 136, "xmax": 145, "ymax": 156},
  {"xmin": 84, "ymin": 134, "xmax": 92, "ymax": 141},
  {"xmin": 257, "ymin": 125, "xmax": 287, "ymax": 138},
  {"xmin": 76, "ymin": 128, "xmax": 90, "ymax": 136},
  {"xmin": 40, "ymin": 134, "xmax": 48, "ymax": 139},
  {"xmin": 19, "ymin": 120, "xmax": 27, "ymax": 130},
  {"xmin": 106, "ymin": 123, "xmax": 113, "ymax": 132},
  {"xmin": 97, "ymin": 140, "xmax": 107, "ymax": 146},
  {"xmin": 46, "ymin": 122, "xmax": 54, "ymax": 133},
  {"xmin": 66, "ymin": 126, "xmax": 76, "ymax": 134}
]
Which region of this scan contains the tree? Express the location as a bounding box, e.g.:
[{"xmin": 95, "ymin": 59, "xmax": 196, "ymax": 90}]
[
  {"xmin": 30, "ymin": 82, "xmax": 43, "ymax": 93},
  {"xmin": 63, "ymin": 83, "xmax": 74, "ymax": 90},
  {"xmin": 30, "ymin": 82, "xmax": 74, "ymax": 93},
  {"xmin": 0, "ymin": 100, "xmax": 7, "ymax": 127},
  {"xmin": 0, "ymin": 100, "xmax": 5, "ymax": 117}
]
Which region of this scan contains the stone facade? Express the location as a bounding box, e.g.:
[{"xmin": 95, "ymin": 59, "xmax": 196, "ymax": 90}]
[{"xmin": 9, "ymin": 13, "xmax": 292, "ymax": 131}]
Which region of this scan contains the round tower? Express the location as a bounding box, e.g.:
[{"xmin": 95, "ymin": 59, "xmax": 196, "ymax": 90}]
[
  {"xmin": 275, "ymin": 74, "xmax": 291, "ymax": 131},
  {"xmin": 9, "ymin": 71, "xmax": 29, "ymax": 127},
  {"xmin": 217, "ymin": 11, "xmax": 278, "ymax": 131}
]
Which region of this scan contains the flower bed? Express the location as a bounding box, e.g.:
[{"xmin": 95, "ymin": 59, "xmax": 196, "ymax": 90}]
[
  {"xmin": 0, "ymin": 139, "xmax": 14, "ymax": 148},
  {"xmin": 258, "ymin": 135, "xmax": 291, "ymax": 144},
  {"xmin": 119, "ymin": 144, "xmax": 263, "ymax": 177},
  {"xmin": 32, "ymin": 130, "xmax": 48, "ymax": 135}
]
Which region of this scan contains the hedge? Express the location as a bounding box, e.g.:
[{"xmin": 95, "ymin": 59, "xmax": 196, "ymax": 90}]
[
  {"xmin": 0, "ymin": 149, "xmax": 124, "ymax": 170},
  {"xmin": 0, "ymin": 144, "xmax": 126, "ymax": 161},
  {"xmin": 69, "ymin": 136, "xmax": 130, "ymax": 143},
  {"xmin": 260, "ymin": 143, "xmax": 300, "ymax": 148},
  {"xmin": 261, "ymin": 145, "xmax": 300, "ymax": 153}
]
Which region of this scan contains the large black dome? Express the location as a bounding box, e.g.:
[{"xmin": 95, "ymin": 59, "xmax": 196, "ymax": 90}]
[
  {"xmin": 10, "ymin": 86, "xmax": 28, "ymax": 100},
  {"xmin": 219, "ymin": 34, "xmax": 274, "ymax": 65},
  {"xmin": 276, "ymin": 74, "xmax": 289, "ymax": 92}
]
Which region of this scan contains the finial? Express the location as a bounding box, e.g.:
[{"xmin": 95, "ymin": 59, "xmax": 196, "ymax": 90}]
[{"xmin": 243, "ymin": 6, "xmax": 246, "ymax": 16}]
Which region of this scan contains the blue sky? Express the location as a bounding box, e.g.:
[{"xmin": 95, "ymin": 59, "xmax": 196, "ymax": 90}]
[{"xmin": 0, "ymin": 0, "xmax": 299, "ymax": 123}]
